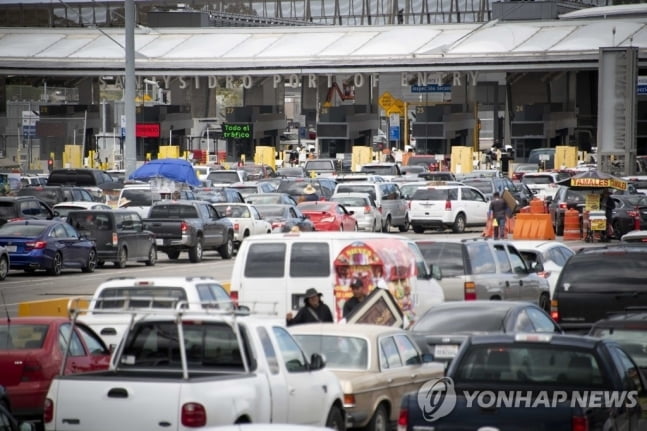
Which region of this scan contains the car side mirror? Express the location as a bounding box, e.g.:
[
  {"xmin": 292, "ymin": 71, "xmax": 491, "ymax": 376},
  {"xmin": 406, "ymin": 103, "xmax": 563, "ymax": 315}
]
[
  {"xmin": 309, "ymin": 352, "xmax": 326, "ymax": 370},
  {"xmin": 532, "ymin": 262, "xmax": 544, "ymax": 273},
  {"xmin": 421, "ymin": 353, "xmax": 435, "ymax": 363}
]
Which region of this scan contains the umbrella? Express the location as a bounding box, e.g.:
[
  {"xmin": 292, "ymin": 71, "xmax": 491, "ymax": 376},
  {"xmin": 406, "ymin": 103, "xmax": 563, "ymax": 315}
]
[
  {"xmin": 129, "ymin": 158, "xmax": 201, "ymax": 187},
  {"xmin": 561, "ymin": 169, "xmax": 627, "ymax": 191}
]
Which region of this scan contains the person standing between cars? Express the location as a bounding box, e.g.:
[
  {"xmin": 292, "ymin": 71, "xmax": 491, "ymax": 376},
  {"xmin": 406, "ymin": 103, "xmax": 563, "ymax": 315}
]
[
  {"xmin": 600, "ymin": 189, "xmax": 616, "ymax": 241},
  {"xmin": 286, "ymin": 288, "xmax": 333, "ymax": 326},
  {"xmin": 343, "ymin": 278, "xmax": 368, "ymax": 318},
  {"xmin": 488, "ymin": 191, "xmax": 508, "ymax": 240}
]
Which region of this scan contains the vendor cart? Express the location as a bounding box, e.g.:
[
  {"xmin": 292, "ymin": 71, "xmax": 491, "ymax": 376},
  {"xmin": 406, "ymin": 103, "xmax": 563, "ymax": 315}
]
[{"xmin": 584, "ymin": 210, "xmax": 607, "ymax": 243}]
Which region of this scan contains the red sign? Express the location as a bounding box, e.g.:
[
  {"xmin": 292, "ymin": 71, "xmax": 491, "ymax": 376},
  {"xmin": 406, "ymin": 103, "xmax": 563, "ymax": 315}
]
[{"xmin": 136, "ymin": 123, "xmax": 160, "ymax": 138}]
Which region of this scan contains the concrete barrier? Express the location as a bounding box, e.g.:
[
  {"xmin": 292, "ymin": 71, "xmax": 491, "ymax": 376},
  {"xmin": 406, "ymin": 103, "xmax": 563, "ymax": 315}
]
[
  {"xmin": 512, "ymin": 213, "xmax": 556, "ymax": 240},
  {"xmin": 18, "ymin": 297, "xmax": 89, "ymax": 317}
]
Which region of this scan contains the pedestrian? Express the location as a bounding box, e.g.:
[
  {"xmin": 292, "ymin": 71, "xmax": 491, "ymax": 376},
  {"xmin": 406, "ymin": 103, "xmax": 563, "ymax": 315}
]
[
  {"xmin": 343, "ymin": 278, "xmax": 368, "ymax": 318},
  {"xmin": 302, "ymin": 183, "xmax": 319, "ymax": 201},
  {"xmin": 488, "ymin": 191, "xmax": 508, "ymax": 240},
  {"xmin": 286, "ymin": 287, "xmax": 333, "ymax": 326},
  {"xmin": 600, "ymin": 189, "xmax": 615, "ymax": 241},
  {"xmin": 288, "ymin": 145, "xmax": 299, "ymax": 167}
]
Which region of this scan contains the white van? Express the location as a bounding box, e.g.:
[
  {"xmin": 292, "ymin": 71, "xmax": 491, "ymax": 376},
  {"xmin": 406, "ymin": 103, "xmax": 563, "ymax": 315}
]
[{"xmin": 231, "ymin": 231, "xmax": 445, "ymax": 326}]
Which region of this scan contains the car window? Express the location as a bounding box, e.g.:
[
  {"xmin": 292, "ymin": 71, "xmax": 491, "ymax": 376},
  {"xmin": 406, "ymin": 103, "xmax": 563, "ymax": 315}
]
[
  {"xmin": 508, "ymin": 246, "xmax": 528, "ymax": 273},
  {"xmin": 77, "ymin": 325, "xmax": 108, "ymax": 355},
  {"xmin": 549, "ymin": 246, "xmax": 574, "ymax": 266},
  {"xmin": 272, "ymin": 327, "xmax": 308, "ymax": 372},
  {"xmin": 609, "ymin": 346, "xmax": 643, "ymax": 392},
  {"xmin": 50, "ymin": 224, "xmax": 67, "ymax": 238},
  {"xmin": 417, "ymin": 242, "xmax": 465, "ymax": 277},
  {"xmin": 395, "ymin": 334, "xmax": 421, "ymax": 365},
  {"xmin": 494, "ymin": 245, "xmax": 512, "ymax": 273},
  {"xmin": 466, "ymin": 242, "xmax": 496, "ymax": 274},
  {"xmin": 558, "ymin": 253, "xmax": 647, "ymax": 290},
  {"xmin": 289, "ymin": 242, "xmax": 330, "ymax": 277},
  {"xmin": 513, "ymin": 309, "xmax": 535, "ymax": 332},
  {"xmin": 526, "ymin": 307, "xmax": 558, "ymax": 332},
  {"xmin": 379, "ymin": 336, "xmax": 403, "ymax": 369},
  {"xmin": 244, "ymin": 243, "xmax": 286, "ymax": 278},
  {"xmin": 59, "ymin": 323, "xmax": 85, "ymax": 357},
  {"xmin": 196, "ymin": 283, "xmax": 233, "ymax": 309}
]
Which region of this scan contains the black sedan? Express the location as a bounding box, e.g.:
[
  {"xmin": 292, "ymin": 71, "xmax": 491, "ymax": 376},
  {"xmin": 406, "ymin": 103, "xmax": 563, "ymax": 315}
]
[
  {"xmin": 589, "ymin": 311, "xmax": 647, "ymax": 375},
  {"xmin": 609, "ymin": 194, "xmax": 647, "ymax": 237},
  {"xmin": 0, "ymin": 220, "xmax": 96, "ymax": 275},
  {"xmin": 254, "ymin": 204, "xmax": 315, "ymax": 233},
  {"xmin": 410, "ymin": 300, "xmax": 562, "ymax": 365}
]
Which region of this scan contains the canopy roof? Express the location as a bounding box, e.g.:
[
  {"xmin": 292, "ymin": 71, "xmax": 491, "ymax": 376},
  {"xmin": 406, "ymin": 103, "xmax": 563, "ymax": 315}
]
[{"xmin": 1, "ymin": 14, "xmax": 647, "ymax": 75}]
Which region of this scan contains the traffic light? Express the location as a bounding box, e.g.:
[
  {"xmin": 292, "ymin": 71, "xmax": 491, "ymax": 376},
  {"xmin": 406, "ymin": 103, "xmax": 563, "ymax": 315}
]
[{"xmin": 47, "ymin": 159, "xmax": 54, "ymax": 171}]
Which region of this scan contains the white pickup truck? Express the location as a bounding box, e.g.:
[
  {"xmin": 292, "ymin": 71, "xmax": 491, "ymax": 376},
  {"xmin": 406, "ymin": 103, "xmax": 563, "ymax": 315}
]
[
  {"xmin": 45, "ymin": 310, "xmax": 346, "ymax": 431},
  {"xmin": 76, "ymin": 276, "xmax": 233, "ymax": 349}
]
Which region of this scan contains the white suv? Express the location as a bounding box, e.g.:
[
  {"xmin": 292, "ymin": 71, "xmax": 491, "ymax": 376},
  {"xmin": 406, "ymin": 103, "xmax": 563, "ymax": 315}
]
[
  {"xmin": 409, "ymin": 184, "xmax": 489, "ymax": 233},
  {"xmin": 333, "ymin": 182, "xmax": 409, "ymax": 232},
  {"xmin": 521, "ymin": 172, "xmax": 570, "ymax": 200}
]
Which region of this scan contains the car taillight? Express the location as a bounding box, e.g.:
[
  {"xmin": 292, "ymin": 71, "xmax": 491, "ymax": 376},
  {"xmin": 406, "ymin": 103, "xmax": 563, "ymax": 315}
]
[
  {"xmin": 44, "ymin": 398, "xmax": 54, "ymax": 423},
  {"xmin": 445, "ymin": 200, "xmax": 452, "ymax": 211},
  {"xmin": 572, "ymin": 416, "xmax": 589, "ymax": 431},
  {"xmin": 229, "ymin": 290, "xmax": 239, "ymax": 306},
  {"xmin": 234, "ymin": 223, "xmax": 240, "ymax": 231},
  {"xmin": 271, "ymin": 222, "xmax": 284, "ymax": 230},
  {"xmin": 464, "ymin": 281, "xmax": 476, "ymax": 300},
  {"xmin": 551, "ymin": 299, "xmax": 559, "ymax": 321},
  {"xmin": 321, "ymin": 213, "xmax": 336, "ymax": 222},
  {"xmin": 25, "ymin": 241, "xmax": 47, "ymax": 250},
  {"xmin": 112, "ymin": 232, "xmax": 118, "ymax": 247},
  {"xmin": 181, "ymin": 402, "xmax": 206, "ymax": 427},
  {"xmin": 627, "ymin": 210, "xmax": 639, "ymax": 218},
  {"xmin": 343, "ymin": 394, "xmax": 356, "ymax": 406},
  {"xmin": 8, "ymin": 217, "xmax": 23, "ymax": 223},
  {"xmin": 397, "ymin": 409, "xmax": 408, "ymax": 431},
  {"xmin": 364, "ymin": 205, "xmax": 371, "ymax": 214},
  {"xmin": 559, "ymin": 203, "xmax": 567, "ymax": 209}
]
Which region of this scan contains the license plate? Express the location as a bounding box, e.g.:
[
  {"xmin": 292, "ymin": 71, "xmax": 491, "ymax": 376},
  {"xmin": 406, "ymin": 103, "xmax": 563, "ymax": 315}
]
[
  {"xmin": 434, "ymin": 344, "xmax": 459, "ymax": 359},
  {"xmin": 155, "ymin": 238, "xmax": 163, "ymax": 246},
  {"xmin": 5, "ymin": 245, "xmax": 16, "ymax": 253}
]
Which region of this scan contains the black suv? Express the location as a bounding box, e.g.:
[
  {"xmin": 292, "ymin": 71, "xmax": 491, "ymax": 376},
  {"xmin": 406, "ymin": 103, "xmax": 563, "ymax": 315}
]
[
  {"xmin": 552, "ymin": 244, "xmax": 647, "ymax": 332},
  {"xmin": 0, "ymin": 196, "xmax": 56, "ymax": 225},
  {"xmin": 47, "ymin": 168, "xmax": 117, "ymax": 201},
  {"xmin": 67, "ymin": 209, "xmax": 157, "ymax": 268},
  {"xmin": 17, "ymin": 185, "xmax": 95, "ymax": 207}
]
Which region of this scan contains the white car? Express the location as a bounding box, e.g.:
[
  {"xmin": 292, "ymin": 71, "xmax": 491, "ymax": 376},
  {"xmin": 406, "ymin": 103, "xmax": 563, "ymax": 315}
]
[
  {"xmin": 210, "ymin": 203, "xmax": 272, "ymax": 249},
  {"xmin": 508, "ymin": 240, "xmax": 575, "ymax": 298},
  {"xmin": 521, "ymin": 172, "xmax": 571, "ymax": 200},
  {"xmin": 53, "ymin": 201, "xmax": 113, "ymax": 219},
  {"xmin": 409, "ymin": 184, "xmax": 489, "ymax": 233},
  {"xmin": 330, "ymin": 192, "xmax": 383, "ymax": 232}
]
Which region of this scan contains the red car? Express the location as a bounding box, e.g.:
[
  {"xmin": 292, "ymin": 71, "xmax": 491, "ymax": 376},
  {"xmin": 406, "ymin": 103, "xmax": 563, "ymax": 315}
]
[
  {"xmin": 0, "ymin": 317, "xmax": 110, "ymax": 421},
  {"xmin": 297, "ymin": 201, "xmax": 358, "ymax": 231}
]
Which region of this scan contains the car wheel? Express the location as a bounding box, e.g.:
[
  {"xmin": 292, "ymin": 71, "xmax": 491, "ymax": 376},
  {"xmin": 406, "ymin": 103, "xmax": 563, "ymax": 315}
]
[
  {"xmin": 353, "ymin": 223, "xmax": 358, "ymax": 232},
  {"xmin": 412, "ymin": 225, "xmax": 424, "ymax": 234},
  {"xmin": 145, "ymin": 245, "xmax": 157, "ymax": 266},
  {"xmin": 452, "ymin": 213, "xmax": 466, "ymax": 233},
  {"xmin": 382, "ymin": 217, "xmax": 391, "ymax": 233},
  {"xmin": 539, "ymin": 292, "xmax": 550, "ymax": 312},
  {"xmin": 325, "ymin": 405, "xmax": 345, "ymax": 431},
  {"xmin": 555, "ymin": 214, "xmax": 564, "ymax": 236},
  {"xmin": 218, "ymin": 236, "xmax": 234, "ymax": 260},
  {"xmin": 398, "ymin": 215, "xmax": 410, "ymax": 232},
  {"xmin": 367, "ymin": 404, "xmax": 389, "ymax": 431},
  {"xmin": 47, "ymin": 252, "xmax": 62, "ymax": 276},
  {"xmin": 0, "ymin": 255, "xmax": 8, "ymax": 281},
  {"xmin": 167, "ymin": 250, "xmax": 180, "ymax": 260},
  {"xmin": 82, "ymin": 249, "xmax": 97, "ymax": 273},
  {"xmin": 96, "ymin": 261, "xmax": 105, "ymax": 268},
  {"xmin": 613, "ymin": 220, "xmax": 623, "ymax": 239},
  {"xmin": 114, "ymin": 247, "xmax": 127, "ymax": 268},
  {"xmin": 188, "ymin": 237, "xmax": 203, "ymax": 263}
]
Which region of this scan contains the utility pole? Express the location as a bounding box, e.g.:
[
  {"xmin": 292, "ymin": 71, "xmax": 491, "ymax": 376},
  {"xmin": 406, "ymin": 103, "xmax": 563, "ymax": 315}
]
[{"xmin": 124, "ymin": 0, "xmax": 137, "ymax": 177}]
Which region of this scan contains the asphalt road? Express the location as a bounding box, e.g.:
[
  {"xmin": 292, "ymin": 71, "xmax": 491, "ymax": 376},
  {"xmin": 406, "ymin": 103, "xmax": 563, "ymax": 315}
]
[{"xmin": 1, "ymin": 228, "xmax": 596, "ymax": 317}]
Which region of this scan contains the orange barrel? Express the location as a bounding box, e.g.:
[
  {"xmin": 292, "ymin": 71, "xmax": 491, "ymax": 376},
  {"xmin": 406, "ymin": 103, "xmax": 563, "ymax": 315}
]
[
  {"xmin": 563, "ymin": 209, "xmax": 581, "ymax": 240},
  {"xmin": 530, "ymin": 198, "xmax": 546, "ymax": 214}
]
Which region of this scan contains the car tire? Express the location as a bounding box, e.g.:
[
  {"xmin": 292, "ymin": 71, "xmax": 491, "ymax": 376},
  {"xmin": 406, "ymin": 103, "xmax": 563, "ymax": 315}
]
[
  {"xmin": 325, "ymin": 405, "xmax": 345, "ymax": 431},
  {"xmin": 367, "ymin": 404, "xmax": 389, "ymax": 431},
  {"xmin": 47, "ymin": 252, "xmax": 63, "ymax": 276},
  {"xmin": 82, "ymin": 249, "xmax": 97, "ymax": 273},
  {"xmin": 0, "ymin": 255, "xmax": 8, "ymax": 281},
  {"xmin": 539, "ymin": 292, "xmax": 550, "ymax": 312},
  {"xmin": 398, "ymin": 215, "xmax": 410, "ymax": 232},
  {"xmin": 555, "ymin": 214, "xmax": 564, "ymax": 236},
  {"xmin": 188, "ymin": 237, "xmax": 203, "ymax": 263},
  {"xmin": 412, "ymin": 225, "xmax": 424, "ymax": 234},
  {"xmin": 452, "ymin": 213, "xmax": 466, "ymax": 233},
  {"xmin": 145, "ymin": 245, "xmax": 157, "ymax": 266},
  {"xmin": 218, "ymin": 236, "xmax": 234, "ymax": 260},
  {"xmin": 166, "ymin": 250, "xmax": 180, "ymax": 260},
  {"xmin": 114, "ymin": 247, "xmax": 127, "ymax": 268},
  {"xmin": 382, "ymin": 217, "xmax": 391, "ymax": 233}
]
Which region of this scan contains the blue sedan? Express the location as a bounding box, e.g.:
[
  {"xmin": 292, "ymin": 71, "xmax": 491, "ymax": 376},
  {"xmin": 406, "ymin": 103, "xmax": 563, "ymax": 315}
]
[{"xmin": 0, "ymin": 220, "xmax": 97, "ymax": 275}]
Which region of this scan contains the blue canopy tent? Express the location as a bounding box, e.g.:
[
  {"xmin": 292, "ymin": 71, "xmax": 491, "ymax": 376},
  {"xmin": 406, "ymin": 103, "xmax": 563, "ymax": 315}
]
[{"xmin": 129, "ymin": 158, "xmax": 201, "ymax": 187}]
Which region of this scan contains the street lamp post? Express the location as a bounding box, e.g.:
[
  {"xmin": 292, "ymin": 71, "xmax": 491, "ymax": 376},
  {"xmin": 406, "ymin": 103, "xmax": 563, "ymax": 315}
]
[{"xmin": 124, "ymin": 0, "xmax": 137, "ymax": 177}]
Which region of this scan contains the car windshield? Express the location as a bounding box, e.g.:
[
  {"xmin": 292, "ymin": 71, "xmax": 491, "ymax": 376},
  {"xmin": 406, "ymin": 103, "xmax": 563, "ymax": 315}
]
[
  {"xmin": 399, "ymin": 184, "xmax": 424, "ymax": 199},
  {"xmin": 624, "ymin": 195, "xmax": 647, "ymax": 206},
  {"xmin": 558, "ymin": 252, "xmax": 647, "ymax": 290},
  {"xmin": 277, "ymin": 182, "xmax": 321, "ymax": 195},
  {"xmin": 0, "ymin": 324, "xmax": 48, "ymax": 350},
  {"xmin": 120, "ymin": 189, "xmax": 159, "ymax": 207},
  {"xmin": 455, "ymin": 344, "xmax": 604, "ymax": 387},
  {"xmin": 335, "ymin": 185, "xmax": 376, "ymax": 200},
  {"xmin": 0, "ymin": 223, "xmax": 47, "ymax": 236},
  {"xmin": 255, "ymin": 205, "xmax": 286, "ymax": 217},
  {"xmin": 360, "ymin": 165, "xmax": 395, "ymax": 175},
  {"xmin": 412, "ymin": 307, "xmax": 506, "ymax": 333},
  {"xmin": 416, "ymin": 242, "xmax": 465, "ymax": 277},
  {"xmin": 590, "ymin": 327, "xmax": 647, "ymax": 369},
  {"xmin": 293, "ymin": 334, "xmax": 368, "ymax": 370},
  {"xmin": 412, "ymin": 188, "xmax": 456, "ymax": 200},
  {"xmin": 207, "ymin": 171, "xmax": 240, "ymax": 184},
  {"xmin": 462, "ymin": 180, "xmax": 493, "ymax": 194},
  {"xmin": 523, "ymin": 175, "xmax": 556, "ymax": 185},
  {"xmin": 331, "ymin": 197, "xmax": 367, "ymax": 207}
]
